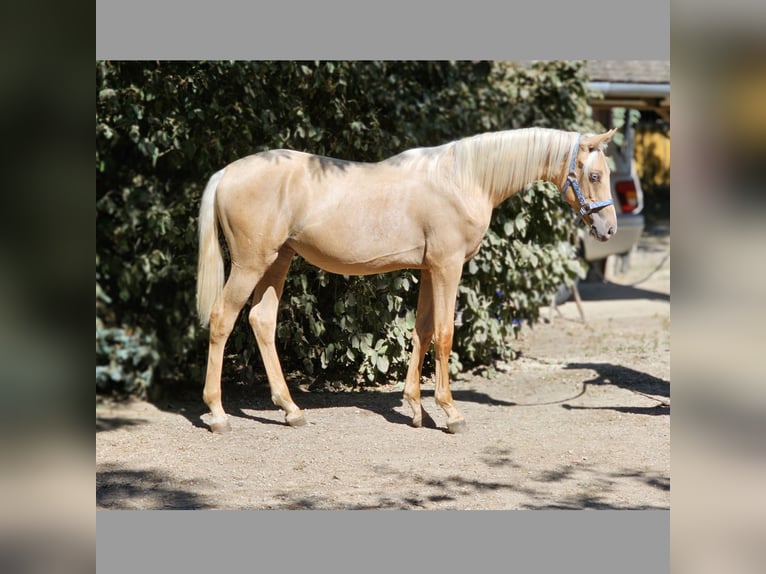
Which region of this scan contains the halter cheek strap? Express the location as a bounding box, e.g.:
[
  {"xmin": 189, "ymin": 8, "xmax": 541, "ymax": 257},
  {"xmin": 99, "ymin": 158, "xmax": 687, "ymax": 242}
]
[{"xmin": 560, "ymin": 135, "xmax": 613, "ymax": 216}]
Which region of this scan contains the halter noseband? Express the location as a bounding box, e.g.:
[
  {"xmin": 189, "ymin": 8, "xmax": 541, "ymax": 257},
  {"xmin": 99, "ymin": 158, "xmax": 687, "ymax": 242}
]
[{"xmin": 560, "ymin": 135, "xmax": 613, "ymax": 217}]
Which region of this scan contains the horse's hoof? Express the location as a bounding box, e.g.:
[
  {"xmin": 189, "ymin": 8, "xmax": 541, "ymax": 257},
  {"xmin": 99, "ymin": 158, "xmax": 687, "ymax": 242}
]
[
  {"xmin": 447, "ymin": 419, "xmax": 468, "ymax": 434},
  {"xmin": 286, "ymin": 412, "xmax": 307, "ymax": 427},
  {"xmin": 411, "ymin": 416, "xmax": 423, "ymax": 428},
  {"xmin": 209, "ymin": 419, "xmax": 232, "ymax": 434}
]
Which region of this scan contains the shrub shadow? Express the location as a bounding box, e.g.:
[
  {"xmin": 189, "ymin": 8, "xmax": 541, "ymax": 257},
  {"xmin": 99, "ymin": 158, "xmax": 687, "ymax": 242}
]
[
  {"xmin": 97, "ymin": 465, "xmax": 212, "ymax": 509},
  {"xmin": 262, "ymin": 459, "xmax": 669, "ymax": 510},
  {"xmin": 96, "ymin": 416, "xmax": 149, "ymax": 433}
]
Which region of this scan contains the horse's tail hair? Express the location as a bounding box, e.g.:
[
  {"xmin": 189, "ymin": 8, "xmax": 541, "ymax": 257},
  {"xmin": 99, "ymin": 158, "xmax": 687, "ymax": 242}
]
[{"xmin": 196, "ymin": 168, "xmax": 226, "ymax": 327}]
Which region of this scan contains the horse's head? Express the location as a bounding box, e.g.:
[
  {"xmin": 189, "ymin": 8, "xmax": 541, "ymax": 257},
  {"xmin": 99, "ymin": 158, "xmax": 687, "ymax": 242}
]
[{"xmin": 561, "ymin": 129, "xmax": 618, "ymax": 242}]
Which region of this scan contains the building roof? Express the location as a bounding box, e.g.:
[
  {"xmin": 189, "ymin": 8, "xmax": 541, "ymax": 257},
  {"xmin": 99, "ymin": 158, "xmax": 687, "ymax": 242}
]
[
  {"xmin": 586, "ymin": 61, "xmax": 670, "ymax": 120},
  {"xmin": 586, "ymin": 61, "xmax": 670, "ymax": 84}
]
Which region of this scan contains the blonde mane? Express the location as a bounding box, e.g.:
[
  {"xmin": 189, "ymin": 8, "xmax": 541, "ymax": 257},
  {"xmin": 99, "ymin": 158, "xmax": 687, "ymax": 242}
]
[{"xmin": 452, "ymin": 128, "xmax": 579, "ymax": 205}]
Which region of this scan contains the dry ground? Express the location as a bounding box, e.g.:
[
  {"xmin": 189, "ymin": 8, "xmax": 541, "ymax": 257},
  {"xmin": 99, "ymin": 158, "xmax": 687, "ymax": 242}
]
[{"xmin": 96, "ymin": 226, "xmax": 670, "ymax": 510}]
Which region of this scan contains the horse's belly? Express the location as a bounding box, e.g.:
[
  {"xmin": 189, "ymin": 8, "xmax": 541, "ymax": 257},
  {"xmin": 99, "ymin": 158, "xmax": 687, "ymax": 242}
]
[{"xmin": 286, "ymin": 234, "xmax": 426, "ymax": 275}]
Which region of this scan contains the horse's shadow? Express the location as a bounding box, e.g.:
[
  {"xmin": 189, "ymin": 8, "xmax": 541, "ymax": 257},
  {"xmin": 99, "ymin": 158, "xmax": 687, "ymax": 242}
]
[
  {"xmin": 561, "ymin": 362, "xmax": 670, "ymax": 415},
  {"xmin": 151, "ymin": 362, "xmax": 667, "ymax": 433},
  {"xmin": 151, "ymin": 378, "xmax": 424, "ymax": 432}
]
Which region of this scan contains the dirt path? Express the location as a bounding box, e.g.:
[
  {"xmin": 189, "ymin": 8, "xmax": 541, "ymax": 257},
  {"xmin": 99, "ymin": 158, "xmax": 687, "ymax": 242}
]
[{"xmin": 97, "ymin": 228, "xmax": 670, "ymax": 510}]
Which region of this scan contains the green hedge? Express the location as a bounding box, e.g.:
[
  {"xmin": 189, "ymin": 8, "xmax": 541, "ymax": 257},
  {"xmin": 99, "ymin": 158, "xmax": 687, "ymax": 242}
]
[{"xmin": 96, "ymin": 61, "xmax": 594, "ymax": 396}]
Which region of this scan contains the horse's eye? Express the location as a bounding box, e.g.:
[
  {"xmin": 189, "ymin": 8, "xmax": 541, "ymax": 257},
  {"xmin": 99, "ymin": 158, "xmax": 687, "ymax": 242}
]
[{"xmin": 589, "ymin": 172, "xmax": 601, "ymax": 183}]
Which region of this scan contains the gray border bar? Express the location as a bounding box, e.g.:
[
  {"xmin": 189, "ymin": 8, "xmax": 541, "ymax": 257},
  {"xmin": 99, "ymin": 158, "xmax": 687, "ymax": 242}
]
[
  {"xmin": 96, "ymin": 0, "xmax": 669, "ymax": 60},
  {"xmin": 97, "ymin": 510, "xmax": 669, "ymax": 573}
]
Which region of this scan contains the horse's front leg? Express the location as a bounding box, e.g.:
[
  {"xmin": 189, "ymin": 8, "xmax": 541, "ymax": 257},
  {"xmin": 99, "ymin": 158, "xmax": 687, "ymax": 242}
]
[
  {"xmin": 403, "ymin": 270, "xmax": 434, "ymax": 428},
  {"xmin": 430, "ymin": 262, "xmax": 467, "ymax": 434}
]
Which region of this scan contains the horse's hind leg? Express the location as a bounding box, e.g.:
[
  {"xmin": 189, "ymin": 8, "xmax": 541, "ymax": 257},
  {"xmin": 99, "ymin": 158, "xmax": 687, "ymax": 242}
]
[
  {"xmin": 248, "ymin": 248, "xmax": 306, "ymax": 427},
  {"xmin": 403, "ymin": 270, "xmax": 434, "ymax": 427},
  {"xmin": 203, "ymin": 266, "xmax": 261, "ymax": 433}
]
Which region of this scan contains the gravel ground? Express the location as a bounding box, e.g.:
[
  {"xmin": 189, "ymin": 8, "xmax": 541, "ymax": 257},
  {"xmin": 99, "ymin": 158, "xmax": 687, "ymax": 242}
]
[{"xmin": 97, "ymin": 226, "xmax": 670, "ymax": 510}]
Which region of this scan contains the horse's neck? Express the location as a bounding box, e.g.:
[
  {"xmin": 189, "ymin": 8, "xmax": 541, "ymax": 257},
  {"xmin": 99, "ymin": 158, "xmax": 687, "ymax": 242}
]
[
  {"xmin": 499, "ymin": 167, "xmax": 562, "ymax": 207},
  {"xmin": 488, "ymin": 153, "xmax": 567, "ymax": 208}
]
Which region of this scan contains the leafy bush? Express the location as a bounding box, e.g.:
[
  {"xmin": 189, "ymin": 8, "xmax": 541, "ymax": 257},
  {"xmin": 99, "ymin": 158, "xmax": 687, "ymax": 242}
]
[
  {"xmin": 96, "ymin": 61, "xmax": 594, "ymax": 394},
  {"xmin": 96, "ymin": 322, "xmax": 160, "ymax": 397},
  {"xmin": 96, "ymin": 282, "xmax": 159, "ymax": 396}
]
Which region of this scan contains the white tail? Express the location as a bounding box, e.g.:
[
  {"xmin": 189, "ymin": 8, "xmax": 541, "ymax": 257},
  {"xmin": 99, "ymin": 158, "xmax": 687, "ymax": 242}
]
[{"xmin": 196, "ymin": 169, "xmax": 226, "ymax": 327}]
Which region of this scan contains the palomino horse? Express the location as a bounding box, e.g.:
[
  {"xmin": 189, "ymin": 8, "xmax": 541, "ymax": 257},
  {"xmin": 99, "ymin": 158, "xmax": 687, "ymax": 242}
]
[{"xmin": 197, "ymin": 127, "xmax": 617, "ymax": 433}]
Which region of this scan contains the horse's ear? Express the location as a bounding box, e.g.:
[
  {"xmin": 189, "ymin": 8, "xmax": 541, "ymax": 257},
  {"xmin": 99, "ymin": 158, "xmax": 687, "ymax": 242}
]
[
  {"xmin": 603, "ymin": 127, "xmax": 618, "ymax": 142},
  {"xmin": 582, "ymin": 128, "xmax": 618, "ymax": 151}
]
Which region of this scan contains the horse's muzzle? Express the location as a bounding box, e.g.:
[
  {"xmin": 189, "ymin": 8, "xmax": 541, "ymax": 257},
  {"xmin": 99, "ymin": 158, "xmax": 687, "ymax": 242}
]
[
  {"xmin": 587, "ymin": 208, "xmax": 617, "ymax": 242},
  {"xmin": 590, "ymin": 224, "xmax": 616, "ymax": 242}
]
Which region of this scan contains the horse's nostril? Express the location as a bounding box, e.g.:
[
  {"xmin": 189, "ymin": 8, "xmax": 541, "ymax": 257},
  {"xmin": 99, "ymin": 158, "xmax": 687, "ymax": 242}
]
[{"xmin": 607, "ymin": 226, "xmax": 615, "ymax": 237}]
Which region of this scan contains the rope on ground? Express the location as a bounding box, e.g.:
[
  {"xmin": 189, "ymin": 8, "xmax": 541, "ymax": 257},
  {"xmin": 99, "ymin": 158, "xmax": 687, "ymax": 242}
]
[{"xmin": 597, "ymin": 248, "xmax": 670, "ymax": 288}]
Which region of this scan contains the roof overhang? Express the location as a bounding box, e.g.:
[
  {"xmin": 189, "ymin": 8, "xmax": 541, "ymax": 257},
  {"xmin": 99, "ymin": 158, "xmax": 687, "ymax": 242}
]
[{"xmin": 588, "ymin": 81, "xmax": 670, "ymax": 120}]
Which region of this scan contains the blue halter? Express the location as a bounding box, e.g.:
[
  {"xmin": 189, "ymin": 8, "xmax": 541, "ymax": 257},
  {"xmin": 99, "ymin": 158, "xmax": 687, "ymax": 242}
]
[{"xmin": 560, "ymin": 135, "xmax": 613, "ymax": 216}]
